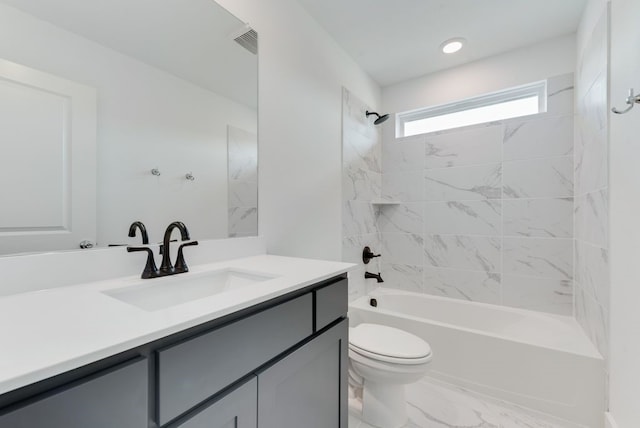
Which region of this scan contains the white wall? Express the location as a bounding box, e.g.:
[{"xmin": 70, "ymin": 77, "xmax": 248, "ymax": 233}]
[
  {"xmin": 216, "ymin": 0, "xmax": 381, "ymax": 260},
  {"xmin": 383, "ymin": 34, "xmax": 576, "ymax": 113},
  {"xmin": 609, "ymin": 0, "xmax": 640, "ymax": 424},
  {"xmin": 381, "ymin": 35, "xmax": 575, "ymax": 150},
  {"xmin": 0, "ymin": 3, "xmax": 257, "ymax": 246}
]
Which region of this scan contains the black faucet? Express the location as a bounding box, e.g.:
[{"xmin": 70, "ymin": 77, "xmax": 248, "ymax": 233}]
[
  {"xmin": 126, "ymin": 221, "xmax": 158, "ymax": 279},
  {"xmin": 365, "ymin": 272, "xmax": 384, "ymax": 283},
  {"xmin": 128, "ymin": 221, "xmax": 149, "ymax": 244},
  {"xmin": 127, "ymin": 246, "xmax": 160, "ymax": 279},
  {"xmin": 159, "ymin": 221, "xmax": 198, "ymax": 276}
]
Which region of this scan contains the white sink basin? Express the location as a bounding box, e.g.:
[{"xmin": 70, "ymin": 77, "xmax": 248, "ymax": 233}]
[{"xmin": 103, "ymin": 268, "xmax": 277, "ymax": 311}]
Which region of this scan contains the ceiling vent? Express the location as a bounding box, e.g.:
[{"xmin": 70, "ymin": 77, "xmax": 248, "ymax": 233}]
[{"xmin": 231, "ymin": 25, "xmax": 258, "ymax": 55}]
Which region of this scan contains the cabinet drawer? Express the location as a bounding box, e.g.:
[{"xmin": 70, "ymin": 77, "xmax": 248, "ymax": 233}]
[
  {"xmin": 157, "ymin": 293, "xmax": 313, "ymax": 425},
  {"xmin": 315, "ymin": 278, "xmax": 347, "ymax": 331},
  {"xmin": 0, "ymin": 358, "xmax": 148, "ymax": 428},
  {"xmin": 172, "ymin": 377, "xmax": 257, "ymax": 428}
]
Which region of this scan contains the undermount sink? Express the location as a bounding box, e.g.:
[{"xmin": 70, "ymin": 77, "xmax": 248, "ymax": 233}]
[{"xmin": 103, "ymin": 268, "xmax": 277, "ymax": 311}]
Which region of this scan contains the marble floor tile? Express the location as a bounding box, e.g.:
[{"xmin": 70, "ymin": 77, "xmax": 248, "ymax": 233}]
[{"xmin": 349, "ymin": 377, "xmax": 582, "ymax": 428}]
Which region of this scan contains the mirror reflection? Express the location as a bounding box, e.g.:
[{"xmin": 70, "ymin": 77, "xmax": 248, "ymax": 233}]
[{"xmin": 0, "ymin": 0, "xmax": 258, "ymax": 256}]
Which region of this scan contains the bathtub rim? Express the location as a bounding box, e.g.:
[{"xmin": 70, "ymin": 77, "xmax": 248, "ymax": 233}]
[{"xmin": 349, "ymin": 288, "xmax": 602, "ymax": 360}]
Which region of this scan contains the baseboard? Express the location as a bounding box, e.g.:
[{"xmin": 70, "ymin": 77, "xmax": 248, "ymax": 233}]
[{"xmin": 605, "ymin": 412, "xmax": 618, "ymax": 428}]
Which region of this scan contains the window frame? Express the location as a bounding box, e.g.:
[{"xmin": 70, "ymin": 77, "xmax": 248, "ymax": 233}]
[{"xmin": 396, "ymin": 80, "xmax": 547, "ymax": 138}]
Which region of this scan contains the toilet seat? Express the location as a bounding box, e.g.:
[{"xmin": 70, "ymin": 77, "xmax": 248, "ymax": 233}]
[{"xmin": 349, "ymin": 323, "xmax": 432, "ymax": 365}]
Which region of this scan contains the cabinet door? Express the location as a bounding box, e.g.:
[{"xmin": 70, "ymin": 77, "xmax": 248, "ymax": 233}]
[
  {"xmin": 258, "ymin": 319, "xmax": 348, "ymax": 428},
  {"xmin": 0, "ymin": 358, "xmax": 147, "ymax": 428},
  {"xmin": 173, "ymin": 377, "xmax": 257, "ymax": 428}
]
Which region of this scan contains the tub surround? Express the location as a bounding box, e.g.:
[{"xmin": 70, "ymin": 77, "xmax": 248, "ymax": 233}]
[
  {"xmin": 341, "ymin": 88, "xmax": 383, "ymax": 303},
  {"xmin": 380, "ymin": 73, "xmax": 576, "ymax": 315},
  {"xmin": 0, "ymin": 245, "xmax": 354, "ymax": 396}
]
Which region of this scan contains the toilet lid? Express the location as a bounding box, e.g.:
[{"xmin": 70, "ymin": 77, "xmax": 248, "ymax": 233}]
[{"xmin": 349, "ymin": 323, "xmax": 431, "ymax": 360}]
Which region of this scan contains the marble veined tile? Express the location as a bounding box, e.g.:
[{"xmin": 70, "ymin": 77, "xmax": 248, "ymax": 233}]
[
  {"xmin": 423, "ymin": 267, "xmax": 501, "ymax": 304},
  {"xmin": 424, "ymin": 200, "xmax": 501, "ymax": 236},
  {"xmin": 381, "ymin": 263, "xmax": 424, "ymax": 293},
  {"xmin": 343, "ymin": 200, "xmax": 378, "ymax": 237},
  {"xmin": 342, "ymin": 88, "xmax": 378, "ymax": 141},
  {"xmin": 381, "ymin": 233, "xmax": 424, "ymax": 266},
  {"xmin": 503, "ymin": 114, "xmax": 573, "ymax": 161},
  {"xmin": 547, "ymin": 73, "xmax": 575, "ymax": 116},
  {"xmin": 377, "ymin": 203, "xmax": 423, "ymax": 235},
  {"xmin": 343, "ymin": 126, "xmax": 382, "ymax": 174},
  {"xmin": 503, "ymin": 156, "xmax": 573, "ymax": 199},
  {"xmin": 575, "ymin": 125, "xmax": 607, "ymax": 197},
  {"xmin": 577, "ymin": 14, "xmax": 607, "ymax": 97},
  {"xmin": 347, "ymin": 266, "xmax": 367, "ymax": 303},
  {"xmin": 503, "ymin": 198, "xmax": 573, "ymax": 238},
  {"xmin": 343, "ymin": 167, "xmax": 382, "ymax": 202},
  {"xmin": 350, "ymin": 377, "xmax": 580, "ymax": 428},
  {"xmin": 424, "ymin": 124, "xmax": 503, "ymax": 169},
  {"xmin": 503, "ymin": 237, "xmax": 573, "ymax": 280},
  {"xmin": 425, "ymin": 163, "xmax": 501, "ymax": 201},
  {"xmin": 424, "ymin": 235, "xmax": 501, "ymax": 273},
  {"xmin": 574, "ymin": 112, "xmax": 608, "ymax": 196},
  {"xmin": 383, "ymin": 171, "xmax": 424, "ymax": 202},
  {"xmin": 575, "ymin": 286, "xmax": 609, "ymax": 359},
  {"xmin": 502, "ymin": 274, "xmax": 573, "ymax": 315},
  {"xmin": 574, "ymin": 189, "xmax": 608, "ymax": 248},
  {"xmin": 383, "ymin": 135, "xmax": 425, "ymax": 173},
  {"xmin": 580, "ymin": 72, "xmax": 608, "ymax": 133},
  {"xmin": 575, "ymin": 240, "xmax": 609, "ymax": 309}
]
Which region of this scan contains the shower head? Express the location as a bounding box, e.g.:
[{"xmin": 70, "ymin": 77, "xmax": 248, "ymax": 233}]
[{"xmin": 366, "ymin": 110, "xmax": 389, "ymax": 125}]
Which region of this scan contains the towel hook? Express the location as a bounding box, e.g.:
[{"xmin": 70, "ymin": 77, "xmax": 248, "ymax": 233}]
[{"xmin": 612, "ymin": 88, "xmax": 640, "ymax": 114}]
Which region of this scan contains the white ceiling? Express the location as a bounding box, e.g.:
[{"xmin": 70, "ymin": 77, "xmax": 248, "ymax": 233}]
[
  {"xmin": 2, "ymin": 0, "xmax": 258, "ymax": 108},
  {"xmin": 297, "ymin": 0, "xmax": 587, "ymax": 87}
]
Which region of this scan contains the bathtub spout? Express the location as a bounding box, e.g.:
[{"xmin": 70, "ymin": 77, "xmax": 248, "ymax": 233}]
[{"xmin": 365, "ymin": 271, "xmax": 384, "ymax": 283}]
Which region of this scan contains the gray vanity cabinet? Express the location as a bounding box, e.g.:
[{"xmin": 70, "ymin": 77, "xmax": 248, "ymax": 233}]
[
  {"xmin": 0, "ymin": 358, "xmax": 147, "ymax": 428},
  {"xmin": 0, "ymin": 275, "xmax": 348, "ymax": 428},
  {"xmin": 258, "ymin": 319, "xmax": 348, "ymax": 428},
  {"xmin": 172, "ymin": 377, "xmax": 257, "ymax": 428}
]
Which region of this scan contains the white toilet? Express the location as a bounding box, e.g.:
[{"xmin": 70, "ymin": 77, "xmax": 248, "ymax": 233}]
[{"xmin": 349, "ymin": 323, "xmax": 432, "ymax": 428}]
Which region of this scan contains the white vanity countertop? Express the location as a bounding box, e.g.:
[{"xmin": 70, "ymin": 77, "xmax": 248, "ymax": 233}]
[{"xmin": 0, "ymin": 254, "xmax": 355, "ymax": 395}]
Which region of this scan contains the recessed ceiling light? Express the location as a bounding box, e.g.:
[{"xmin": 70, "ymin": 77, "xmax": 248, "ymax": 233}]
[{"xmin": 441, "ymin": 38, "xmax": 465, "ymax": 54}]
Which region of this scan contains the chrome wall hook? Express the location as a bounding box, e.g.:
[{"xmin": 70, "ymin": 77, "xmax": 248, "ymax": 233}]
[
  {"xmin": 151, "ymin": 168, "xmax": 161, "ymax": 176},
  {"xmin": 612, "ymin": 88, "xmax": 640, "ymax": 114},
  {"xmin": 185, "ymin": 172, "xmax": 195, "ymax": 181}
]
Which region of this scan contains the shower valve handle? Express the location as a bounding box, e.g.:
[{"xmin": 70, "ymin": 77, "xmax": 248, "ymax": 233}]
[{"xmin": 362, "ymin": 246, "xmax": 381, "ymax": 264}]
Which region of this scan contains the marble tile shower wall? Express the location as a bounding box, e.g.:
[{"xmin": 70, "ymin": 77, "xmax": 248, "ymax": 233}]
[
  {"xmin": 342, "ymin": 88, "xmax": 383, "ymax": 302},
  {"xmin": 380, "ymin": 74, "xmax": 575, "ymax": 315},
  {"xmin": 574, "ymin": 8, "xmax": 609, "ymax": 364}
]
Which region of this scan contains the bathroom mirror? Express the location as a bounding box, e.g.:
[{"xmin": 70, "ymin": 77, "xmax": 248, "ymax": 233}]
[{"xmin": 0, "ymin": 0, "xmax": 258, "ymax": 256}]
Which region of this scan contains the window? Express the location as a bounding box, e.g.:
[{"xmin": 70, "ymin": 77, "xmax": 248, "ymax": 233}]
[{"xmin": 396, "ymin": 81, "xmax": 547, "ymax": 138}]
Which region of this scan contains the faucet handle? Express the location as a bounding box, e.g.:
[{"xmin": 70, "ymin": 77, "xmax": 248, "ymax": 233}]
[
  {"xmin": 127, "ymin": 246, "xmax": 159, "ymax": 279},
  {"xmin": 362, "ymin": 246, "xmax": 381, "ymax": 264},
  {"xmin": 174, "ymin": 241, "xmax": 199, "ymax": 273}
]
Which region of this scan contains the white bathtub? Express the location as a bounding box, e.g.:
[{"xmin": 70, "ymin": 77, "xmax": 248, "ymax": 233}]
[{"xmin": 349, "ymin": 288, "xmax": 604, "ymax": 427}]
